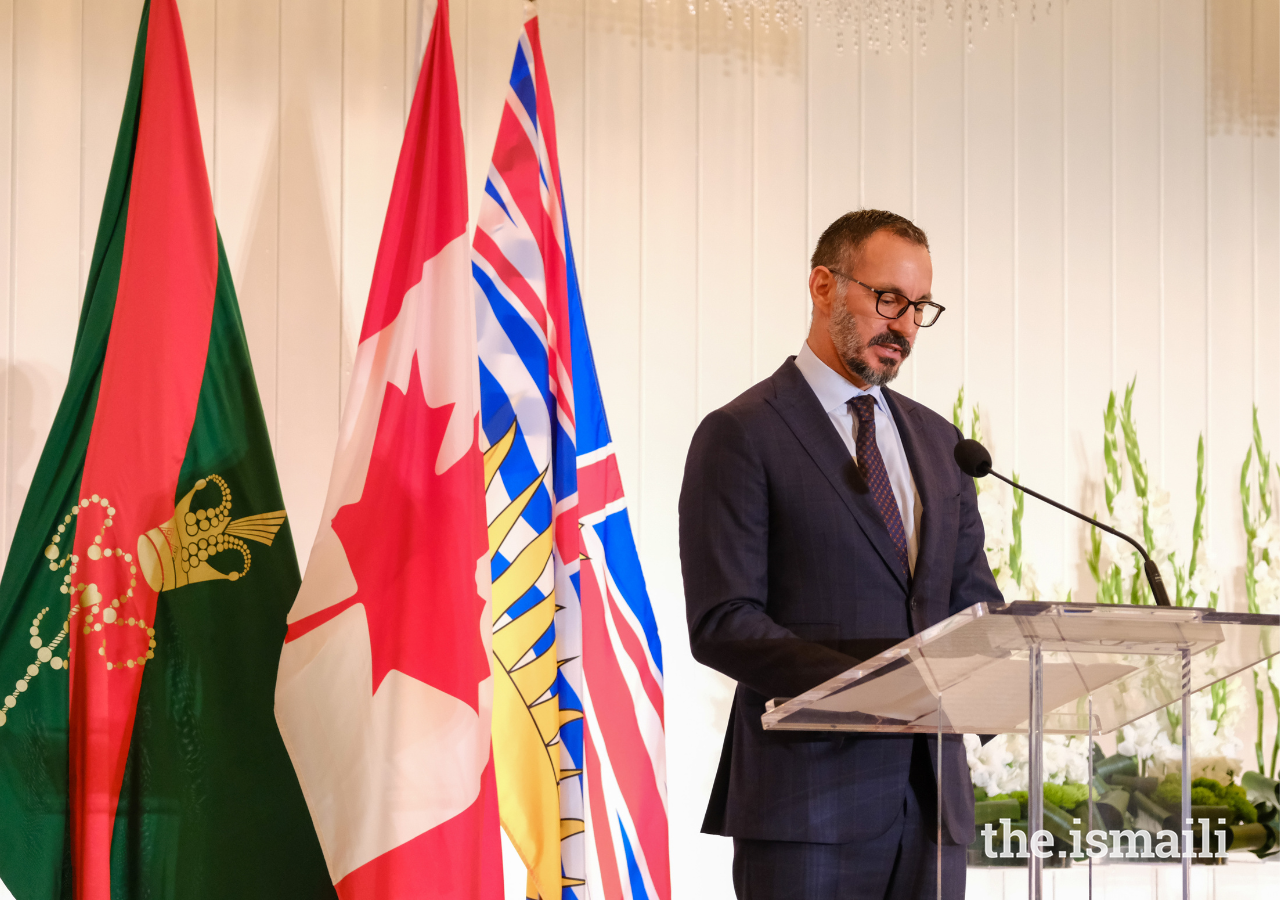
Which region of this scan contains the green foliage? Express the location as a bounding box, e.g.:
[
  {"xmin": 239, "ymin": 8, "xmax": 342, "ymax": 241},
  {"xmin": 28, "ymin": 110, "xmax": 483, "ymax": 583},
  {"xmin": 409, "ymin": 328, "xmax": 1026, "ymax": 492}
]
[
  {"xmin": 1271, "ymin": 669, "xmax": 1280, "ymax": 780},
  {"xmin": 1043, "ymin": 782, "xmax": 1090, "ymax": 810},
  {"xmin": 1120, "ymin": 380, "xmax": 1155, "ymax": 605},
  {"xmin": 1242, "ymin": 448, "xmax": 1261, "ymax": 617},
  {"xmin": 1010, "ymin": 472, "xmax": 1025, "ymax": 588},
  {"xmin": 1223, "ymin": 782, "xmax": 1258, "ymax": 824},
  {"xmin": 1240, "ymin": 407, "xmax": 1280, "ymax": 776},
  {"xmin": 973, "ymin": 785, "xmax": 989, "ymax": 802},
  {"xmin": 1210, "ymin": 679, "xmax": 1229, "ymax": 729},
  {"xmin": 1171, "ymin": 438, "xmax": 1211, "ymax": 607},
  {"xmin": 988, "ymin": 784, "xmax": 1094, "ymax": 818},
  {"xmin": 987, "ymin": 792, "xmax": 1027, "ymax": 817},
  {"xmin": 1085, "ymin": 387, "xmax": 1123, "ymax": 606},
  {"xmin": 1090, "ymin": 381, "xmax": 1212, "ymax": 611},
  {"xmin": 1189, "ymin": 778, "xmax": 1259, "ymax": 824},
  {"xmin": 1255, "ymin": 410, "xmax": 1273, "ymax": 521},
  {"xmin": 954, "ymin": 386, "xmax": 1036, "ymax": 597},
  {"xmin": 1087, "ymin": 527, "xmax": 1103, "ymax": 594},
  {"xmin": 953, "ymin": 386, "xmax": 985, "ymax": 495},
  {"xmin": 1120, "ymin": 380, "xmax": 1152, "ymax": 548},
  {"xmin": 1103, "ymin": 391, "xmax": 1120, "ymax": 515},
  {"xmin": 1241, "ymin": 408, "xmax": 1274, "ymax": 617},
  {"xmin": 1153, "ymin": 774, "xmax": 1260, "ymax": 824},
  {"xmin": 1086, "ymin": 521, "xmax": 1124, "ymax": 606},
  {"xmin": 1191, "ymin": 786, "xmax": 1220, "ymax": 805},
  {"xmin": 1152, "ymin": 774, "xmax": 1183, "ymax": 810}
]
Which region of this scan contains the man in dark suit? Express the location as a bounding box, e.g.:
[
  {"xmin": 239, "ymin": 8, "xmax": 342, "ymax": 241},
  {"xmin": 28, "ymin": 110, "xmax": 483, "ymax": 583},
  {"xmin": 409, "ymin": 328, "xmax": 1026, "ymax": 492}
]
[{"xmin": 679, "ymin": 210, "xmax": 1003, "ymax": 900}]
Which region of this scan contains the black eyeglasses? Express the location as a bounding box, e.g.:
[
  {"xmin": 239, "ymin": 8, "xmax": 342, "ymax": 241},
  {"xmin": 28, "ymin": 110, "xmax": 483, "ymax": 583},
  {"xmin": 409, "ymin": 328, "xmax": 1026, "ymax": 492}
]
[{"xmin": 826, "ymin": 268, "xmax": 946, "ymax": 328}]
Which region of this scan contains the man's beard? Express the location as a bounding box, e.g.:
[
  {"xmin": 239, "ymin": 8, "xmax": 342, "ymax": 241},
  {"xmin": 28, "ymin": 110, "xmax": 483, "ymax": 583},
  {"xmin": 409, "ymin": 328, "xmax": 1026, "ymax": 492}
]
[{"xmin": 828, "ymin": 291, "xmax": 911, "ymax": 386}]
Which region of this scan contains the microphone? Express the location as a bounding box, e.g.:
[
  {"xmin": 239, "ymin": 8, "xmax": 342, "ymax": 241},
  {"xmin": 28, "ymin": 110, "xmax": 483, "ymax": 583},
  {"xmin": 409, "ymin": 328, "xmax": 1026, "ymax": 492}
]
[{"xmin": 953, "ymin": 438, "xmax": 1172, "ymax": 607}]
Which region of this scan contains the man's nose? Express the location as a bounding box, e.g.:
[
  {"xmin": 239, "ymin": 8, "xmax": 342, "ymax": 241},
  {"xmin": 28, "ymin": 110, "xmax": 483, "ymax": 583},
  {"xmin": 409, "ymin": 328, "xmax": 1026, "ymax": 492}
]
[{"xmin": 889, "ymin": 312, "xmax": 919, "ymax": 341}]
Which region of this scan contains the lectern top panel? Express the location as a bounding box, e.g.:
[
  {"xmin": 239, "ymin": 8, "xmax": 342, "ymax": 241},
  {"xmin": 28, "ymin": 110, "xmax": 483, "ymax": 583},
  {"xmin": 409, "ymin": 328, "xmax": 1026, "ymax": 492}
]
[{"xmin": 761, "ymin": 601, "xmax": 1280, "ymax": 736}]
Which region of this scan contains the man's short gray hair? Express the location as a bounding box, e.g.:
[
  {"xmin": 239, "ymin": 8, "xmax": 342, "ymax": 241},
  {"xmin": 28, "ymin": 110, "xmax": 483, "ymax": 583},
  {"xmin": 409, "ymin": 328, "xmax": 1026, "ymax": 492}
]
[{"xmin": 810, "ymin": 209, "xmax": 929, "ymax": 272}]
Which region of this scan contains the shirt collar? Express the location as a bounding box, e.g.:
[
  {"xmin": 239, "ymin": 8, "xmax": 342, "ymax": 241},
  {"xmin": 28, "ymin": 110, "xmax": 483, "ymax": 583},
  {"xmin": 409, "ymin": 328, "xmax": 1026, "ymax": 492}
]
[{"xmin": 795, "ymin": 341, "xmax": 888, "ymax": 415}]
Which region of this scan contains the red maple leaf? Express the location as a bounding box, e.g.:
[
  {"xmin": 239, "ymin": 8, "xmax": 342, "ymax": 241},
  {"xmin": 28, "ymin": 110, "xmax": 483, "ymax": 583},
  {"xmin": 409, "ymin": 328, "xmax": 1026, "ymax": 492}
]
[{"xmin": 326, "ymin": 354, "xmax": 491, "ymax": 711}]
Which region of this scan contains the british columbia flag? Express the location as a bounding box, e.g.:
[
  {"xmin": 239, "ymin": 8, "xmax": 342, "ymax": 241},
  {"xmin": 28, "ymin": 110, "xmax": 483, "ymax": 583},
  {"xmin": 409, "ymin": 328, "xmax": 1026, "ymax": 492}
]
[{"xmin": 472, "ymin": 15, "xmax": 670, "ymax": 900}]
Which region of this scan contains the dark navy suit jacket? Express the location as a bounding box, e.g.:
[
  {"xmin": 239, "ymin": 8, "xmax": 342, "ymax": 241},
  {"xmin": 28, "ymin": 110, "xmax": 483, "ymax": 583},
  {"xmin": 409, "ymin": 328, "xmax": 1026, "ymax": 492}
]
[{"xmin": 679, "ymin": 357, "xmax": 1003, "ymax": 845}]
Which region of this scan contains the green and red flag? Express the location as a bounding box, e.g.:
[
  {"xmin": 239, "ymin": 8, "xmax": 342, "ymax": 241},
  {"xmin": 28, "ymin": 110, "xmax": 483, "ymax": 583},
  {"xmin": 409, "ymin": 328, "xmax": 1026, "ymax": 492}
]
[{"xmin": 0, "ymin": 2, "xmax": 332, "ymax": 898}]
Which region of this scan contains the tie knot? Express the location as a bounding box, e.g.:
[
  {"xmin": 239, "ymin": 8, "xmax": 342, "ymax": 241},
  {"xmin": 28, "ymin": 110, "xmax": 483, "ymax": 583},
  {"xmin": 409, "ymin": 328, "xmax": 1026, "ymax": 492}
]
[{"xmin": 849, "ymin": 395, "xmax": 876, "ymax": 425}]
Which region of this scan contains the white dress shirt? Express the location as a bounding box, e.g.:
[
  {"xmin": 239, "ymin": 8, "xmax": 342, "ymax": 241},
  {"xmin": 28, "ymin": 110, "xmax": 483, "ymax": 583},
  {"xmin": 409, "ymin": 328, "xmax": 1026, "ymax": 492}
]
[{"xmin": 794, "ymin": 341, "xmax": 922, "ymax": 574}]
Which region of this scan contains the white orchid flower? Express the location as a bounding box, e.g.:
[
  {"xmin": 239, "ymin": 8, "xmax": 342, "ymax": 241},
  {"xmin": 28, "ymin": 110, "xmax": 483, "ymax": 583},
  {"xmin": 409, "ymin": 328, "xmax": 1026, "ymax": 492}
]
[{"xmin": 1118, "ymin": 712, "xmax": 1173, "ymax": 764}]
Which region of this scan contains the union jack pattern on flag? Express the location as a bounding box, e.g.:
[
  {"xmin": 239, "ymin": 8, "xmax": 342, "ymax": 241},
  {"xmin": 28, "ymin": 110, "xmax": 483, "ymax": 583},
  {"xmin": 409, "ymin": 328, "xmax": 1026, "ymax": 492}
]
[{"xmin": 472, "ymin": 14, "xmax": 670, "ymax": 900}]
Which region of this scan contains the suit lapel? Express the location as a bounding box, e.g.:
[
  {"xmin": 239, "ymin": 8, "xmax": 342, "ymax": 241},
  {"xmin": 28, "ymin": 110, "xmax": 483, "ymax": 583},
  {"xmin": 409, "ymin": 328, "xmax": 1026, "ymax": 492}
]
[
  {"xmin": 765, "ymin": 359, "xmax": 909, "ymax": 592},
  {"xmin": 883, "ymin": 388, "xmax": 944, "ymax": 595}
]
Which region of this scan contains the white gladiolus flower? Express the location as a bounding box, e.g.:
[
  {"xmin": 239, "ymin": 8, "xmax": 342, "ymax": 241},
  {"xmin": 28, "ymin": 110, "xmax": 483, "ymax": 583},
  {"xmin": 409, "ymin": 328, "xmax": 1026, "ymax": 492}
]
[
  {"xmin": 1258, "ymin": 584, "xmax": 1280, "ymax": 614},
  {"xmin": 1182, "ymin": 682, "xmax": 1246, "ymax": 762},
  {"xmin": 1139, "ymin": 487, "xmax": 1179, "ymax": 572},
  {"xmin": 1038, "ymin": 580, "xmax": 1072, "ymax": 604},
  {"xmin": 1147, "ymin": 488, "xmax": 1177, "ymax": 557},
  {"xmin": 1097, "ymin": 528, "xmax": 1134, "ymax": 578},
  {"xmin": 978, "ymin": 489, "xmax": 1011, "ymax": 548},
  {"xmin": 1186, "ymin": 547, "xmax": 1221, "ymax": 606},
  {"xmin": 993, "ymin": 566, "xmax": 1016, "ymax": 598},
  {"xmin": 1252, "ymin": 554, "xmax": 1280, "ymax": 613},
  {"xmin": 1252, "ymin": 519, "xmax": 1280, "ymax": 557},
  {"xmin": 978, "ymin": 484, "xmax": 1027, "ymax": 600},
  {"xmin": 1119, "ymin": 679, "xmax": 1248, "ymax": 770},
  {"xmin": 1257, "ymin": 573, "xmax": 1280, "ymax": 614},
  {"xmin": 1109, "ymin": 488, "xmax": 1145, "ymax": 545},
  {"xmin": 1018, "ymin": 562, "xmax": 1041, "ymax": 601}
]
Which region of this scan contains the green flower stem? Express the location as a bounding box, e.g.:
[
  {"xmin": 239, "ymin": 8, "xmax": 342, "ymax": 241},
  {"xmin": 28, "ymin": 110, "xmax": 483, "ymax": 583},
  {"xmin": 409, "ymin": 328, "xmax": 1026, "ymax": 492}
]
[
  {"xmin": 953, "ymin": 387, "xmax": 983, "ymax": 496},
  {"xmin": 1087, "ymin": 527, "xmax": 1102, "ymax": 585},
  {"xmin": 1254, "ymin": 409, "xmax": 1272, "ymax": 522},
  {"xmin": 1267, "ymin": 658, "xmax": 1280, "ymax": 779},
  {"xmin": 1089, "ymin": 388, "xmax": 1124, "ymax": 605},
  {"xmin": 1191, "ymin": 435, "xmax": 1207, "ymax": 571},
  {"xmin": 1240, "ymin": 407, "xmax": 1277, "ymax": 773},
  {"xmin": 1211, "ymin": 680, "xmax": 1227, "ymax": 722},
  {"xmin": 1121, "ymin": 379, "xmax": 1154, "ymax": 553},
  {"xmin": 1258, "ymin": 670, "xmax": 1267, "ymax": 774},
  {"xmin": 1011, "ymin": 473, "xmax": 1025, "ymax": 590},
  {"xmin": 1242, "ymin": 446, "xmax": 1258, "ymax": 614},
  {"xmin": 1104, "ymin": 392, "xmax": 1120, "ymax": 515},
  {"xmin": 1175, "ymin": 435, "xmax": 1210, "ymax": 608},
  {"xmin": 1171, "ymin": 550, "xmax": 1186, "ymax": 607}
]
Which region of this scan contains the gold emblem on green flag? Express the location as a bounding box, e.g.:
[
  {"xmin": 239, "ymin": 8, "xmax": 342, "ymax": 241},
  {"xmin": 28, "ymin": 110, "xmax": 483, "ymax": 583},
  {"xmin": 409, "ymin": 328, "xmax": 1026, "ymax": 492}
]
[
  {"xmin": 0, "ymin": 475, "xmax": 285, "ymax": 728},
  {"xmin": 137, "ymin": 474, "xmax": 286, "ymax": 591}
]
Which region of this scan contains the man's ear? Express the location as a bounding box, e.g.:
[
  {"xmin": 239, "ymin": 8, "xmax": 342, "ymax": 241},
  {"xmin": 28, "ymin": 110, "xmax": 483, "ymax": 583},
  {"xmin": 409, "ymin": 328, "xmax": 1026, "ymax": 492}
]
[{"xmin": 809, "ymin": 267, "xmax": 836, "ymax": 320}]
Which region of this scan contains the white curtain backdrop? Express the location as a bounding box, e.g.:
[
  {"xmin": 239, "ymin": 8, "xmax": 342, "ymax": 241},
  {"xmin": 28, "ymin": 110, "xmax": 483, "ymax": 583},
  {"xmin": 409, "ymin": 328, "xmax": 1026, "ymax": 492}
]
[{"xmin": 0, "ymin": 1, "xmax": 1275, "ymax": 897}]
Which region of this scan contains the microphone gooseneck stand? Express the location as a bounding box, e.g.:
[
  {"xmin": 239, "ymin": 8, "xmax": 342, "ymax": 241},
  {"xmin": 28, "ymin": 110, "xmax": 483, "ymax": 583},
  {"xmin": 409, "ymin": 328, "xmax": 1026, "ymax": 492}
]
[{"xmin": 952, "ymin": 439, "xmax": 1172, "ymax": 608}]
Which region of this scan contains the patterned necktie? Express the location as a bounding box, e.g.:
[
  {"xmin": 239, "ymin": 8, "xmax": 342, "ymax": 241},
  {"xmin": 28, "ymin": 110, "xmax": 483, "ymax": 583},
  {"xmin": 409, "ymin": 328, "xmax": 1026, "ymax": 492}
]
[{"xmin": 849, "ymin": 395, "xmax": 910, "ymax": 580}]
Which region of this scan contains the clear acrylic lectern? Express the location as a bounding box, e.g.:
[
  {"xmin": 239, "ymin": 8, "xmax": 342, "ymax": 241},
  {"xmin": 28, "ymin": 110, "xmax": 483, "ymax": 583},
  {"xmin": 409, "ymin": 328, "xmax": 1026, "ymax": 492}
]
[{"xmin": 761, "ymin": 601, "xmax": 1280, "ymax": 900}]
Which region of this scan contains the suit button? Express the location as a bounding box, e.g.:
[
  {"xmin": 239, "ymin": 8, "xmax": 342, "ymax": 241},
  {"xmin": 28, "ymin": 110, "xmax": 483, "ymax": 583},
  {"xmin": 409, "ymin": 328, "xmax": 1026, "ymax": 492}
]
[{"xmin": 909, "ymin": 596, "xmax": 921, "ymax": 610}]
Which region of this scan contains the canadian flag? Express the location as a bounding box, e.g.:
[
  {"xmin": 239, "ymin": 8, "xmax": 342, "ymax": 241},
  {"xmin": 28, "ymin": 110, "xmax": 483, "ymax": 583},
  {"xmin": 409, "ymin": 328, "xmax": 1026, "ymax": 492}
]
[{"xmin": 274, "ymin": 2, "xmax": 501, "ymax": 897}]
